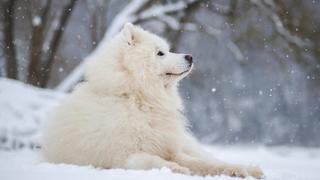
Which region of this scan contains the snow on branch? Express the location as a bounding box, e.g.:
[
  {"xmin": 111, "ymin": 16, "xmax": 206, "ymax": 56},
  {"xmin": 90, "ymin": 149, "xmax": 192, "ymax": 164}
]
[
  {"xmin": 250, "ymin": 0, "xmax": 313, "ymax": 48},
  {"xmin": 183, "ymin": 22, "xmax": 221, "ymax": 36},
  {"xmin": 136, "ymin": 0, "xmax": 195, "ymax": 20},
  {"xmin": 104, "ymin": 0, "xmax": 150, "ymax": 39},
  {"xmin": 157, "ymin": 15, "xmax": 181, "ymax": 30},
  {"xmin": 226, "ymin": 40, "xmax": 245, "ymax": 63}
]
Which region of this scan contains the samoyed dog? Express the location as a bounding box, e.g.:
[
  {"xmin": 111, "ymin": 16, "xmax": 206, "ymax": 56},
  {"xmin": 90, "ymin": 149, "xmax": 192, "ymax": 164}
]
[{"xmin": 42, "ymin": 23, "xmax": 263, "ymax": 178}]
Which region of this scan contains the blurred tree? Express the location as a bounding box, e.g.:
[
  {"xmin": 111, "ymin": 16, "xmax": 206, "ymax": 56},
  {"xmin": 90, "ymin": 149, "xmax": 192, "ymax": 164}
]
[
  {"xmin": 2, "ymin": 0, "xmax": 18, "ymax": 79},
  {"xmin": 28, "ymin": 0, "xmax": 77, "ymax": 87},
  {"xmin": 0, "ymin": 0, "xmax": 77, "ymax": 87}
]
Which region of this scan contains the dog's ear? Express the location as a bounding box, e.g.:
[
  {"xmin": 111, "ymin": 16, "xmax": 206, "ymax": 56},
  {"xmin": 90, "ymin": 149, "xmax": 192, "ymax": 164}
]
[{"xmin": 122, "ymin": 23, "xmax": 137, "ymax": 46}]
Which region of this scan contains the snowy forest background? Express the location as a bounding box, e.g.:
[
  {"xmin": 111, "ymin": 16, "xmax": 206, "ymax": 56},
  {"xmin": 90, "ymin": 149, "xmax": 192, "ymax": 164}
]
[{"xmin": 0, "ymin": 0, "xmax": 319, "ymax": 150}]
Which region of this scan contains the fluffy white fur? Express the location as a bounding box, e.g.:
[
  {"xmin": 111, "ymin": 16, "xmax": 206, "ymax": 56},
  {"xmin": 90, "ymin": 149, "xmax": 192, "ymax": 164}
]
[{"xmin": 42, "ymin": 23, "xmax": 263, "ymax": 178}]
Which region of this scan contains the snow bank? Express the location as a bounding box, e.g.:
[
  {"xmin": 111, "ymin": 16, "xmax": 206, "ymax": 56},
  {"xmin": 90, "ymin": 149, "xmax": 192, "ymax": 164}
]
[
  {"xmin": 0, "ymin": 78, "xmax": 65, "ymax": 150},
  {"xmin": 0, "ymin": 147, "xmax": 319, "ymax": 180}
]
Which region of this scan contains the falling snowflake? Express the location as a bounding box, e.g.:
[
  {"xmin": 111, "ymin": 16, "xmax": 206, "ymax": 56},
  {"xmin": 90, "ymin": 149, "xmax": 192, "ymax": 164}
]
[{"xmin": 32, "ymin": 16, "xmax": 41, "ymax": 26}]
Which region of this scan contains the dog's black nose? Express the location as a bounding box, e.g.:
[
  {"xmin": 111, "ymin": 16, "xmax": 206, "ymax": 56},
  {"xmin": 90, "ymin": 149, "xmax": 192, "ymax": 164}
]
[{"xmin": 184, "ymin": 54, "xmax": 193, "ymax": 66}]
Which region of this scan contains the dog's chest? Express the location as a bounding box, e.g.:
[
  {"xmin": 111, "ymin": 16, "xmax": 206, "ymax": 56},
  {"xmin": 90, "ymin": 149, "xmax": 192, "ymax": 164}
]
[{"xmin": 133, "ymin": 108, "xmax": 185, "ymax": 159}]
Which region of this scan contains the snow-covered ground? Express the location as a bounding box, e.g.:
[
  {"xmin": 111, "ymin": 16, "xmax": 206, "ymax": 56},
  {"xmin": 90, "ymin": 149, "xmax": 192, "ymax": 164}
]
[
  {"xmin": 1, "ymin": 78, "xmax": 319, "ymax": 180},
  {"xmin": 0, "ymin": 78, "xmax": 64, "ymax": 150},
  {"xmin": 0, "ymin": 146, "xmax": 319, "ymax": 180}
]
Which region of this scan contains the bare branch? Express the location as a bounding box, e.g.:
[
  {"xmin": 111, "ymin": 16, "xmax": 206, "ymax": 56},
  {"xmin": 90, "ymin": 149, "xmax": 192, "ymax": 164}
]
[
  {"xmin": 250, "ymin": 0, "xmax": 313, "ymax": 48},
  {"xmin": 207, "ymin": 2, "xmax": 232, "ymax": 15}
]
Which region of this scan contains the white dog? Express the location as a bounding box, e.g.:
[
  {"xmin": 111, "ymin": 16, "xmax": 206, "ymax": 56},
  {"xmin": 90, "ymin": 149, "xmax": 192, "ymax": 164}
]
[{"xmin": 42, "ymin": 23, "xmax": 263, "ymax": 178}]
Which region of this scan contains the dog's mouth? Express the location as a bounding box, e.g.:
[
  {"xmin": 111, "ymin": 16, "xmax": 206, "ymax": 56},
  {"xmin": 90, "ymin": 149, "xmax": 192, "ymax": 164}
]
[
  {"xmin": 165, "ymin": 69, "xmax": 190, "ymax": 76},
  {"xmin": 165, "ymin": 64, "xmax": 193, "ymax": 77}
]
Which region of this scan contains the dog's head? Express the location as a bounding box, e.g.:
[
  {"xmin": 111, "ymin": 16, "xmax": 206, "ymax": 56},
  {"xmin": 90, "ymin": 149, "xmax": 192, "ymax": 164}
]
[{"xmin": 120, "ymin": 23, "xmax": 193, "ymax": 86}]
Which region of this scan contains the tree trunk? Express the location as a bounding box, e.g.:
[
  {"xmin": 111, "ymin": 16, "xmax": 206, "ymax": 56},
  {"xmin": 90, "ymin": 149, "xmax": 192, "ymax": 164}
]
[
  {"xmin": 39, "ymin": 0, "xmax": 77, "ymax": 87},
  {"xmin": 3, "ymin": 0, "xmax": 18, "ymax": 79},
  {"xmin": 27, "ymin": 0, "xmax": 51, "ymax": 86}
]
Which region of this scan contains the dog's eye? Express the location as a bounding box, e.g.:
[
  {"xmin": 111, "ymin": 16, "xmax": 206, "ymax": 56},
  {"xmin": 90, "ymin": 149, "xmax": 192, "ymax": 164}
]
[{"xmin": 157, "ymin": 51, "xmax": 164, "ymax": 56}]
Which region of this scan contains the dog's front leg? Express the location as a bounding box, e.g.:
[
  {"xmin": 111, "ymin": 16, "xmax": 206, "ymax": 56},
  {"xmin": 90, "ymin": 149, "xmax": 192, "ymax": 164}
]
[
  {"xmin": 173, "ymin": 153, "xmax": 263, "ymax": 178},
  {"xmin": 124, "ymin": 152, "xmax": 191, "ymax": 175},
  {"xmin": 180, "ymin": 136, "xmax": 263, "ymax": 178}
]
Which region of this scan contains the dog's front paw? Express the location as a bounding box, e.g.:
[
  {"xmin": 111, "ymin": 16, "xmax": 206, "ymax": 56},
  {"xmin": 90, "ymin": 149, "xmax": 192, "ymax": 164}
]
[
  {"xmin": 222, "ymin": 165, "xmax": 249, "ymax": 178},
  {"xmin": 169, "ymin": 164, "xmax": 191, "ymax": 175},
  {"xmin": 247, "ymin": 166, "xmax": 264, "ymax": 179}
]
